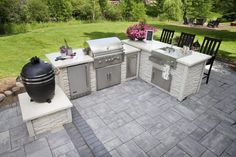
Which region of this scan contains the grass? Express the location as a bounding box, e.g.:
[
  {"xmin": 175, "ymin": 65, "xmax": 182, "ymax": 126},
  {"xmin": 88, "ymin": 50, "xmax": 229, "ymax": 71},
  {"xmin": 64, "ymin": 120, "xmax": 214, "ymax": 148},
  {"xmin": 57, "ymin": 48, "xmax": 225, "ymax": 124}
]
[{"xmin": 0, "ymin": 20, "xmax": 236, "ymax": 79}]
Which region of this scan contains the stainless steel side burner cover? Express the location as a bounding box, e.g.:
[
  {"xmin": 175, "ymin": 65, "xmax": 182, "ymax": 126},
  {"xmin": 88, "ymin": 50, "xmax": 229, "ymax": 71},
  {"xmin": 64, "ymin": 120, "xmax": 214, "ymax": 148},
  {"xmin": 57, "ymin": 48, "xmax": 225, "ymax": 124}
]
[{"xmin": 86, "ymin": 37, "xmax": 123, "ymax": 57}]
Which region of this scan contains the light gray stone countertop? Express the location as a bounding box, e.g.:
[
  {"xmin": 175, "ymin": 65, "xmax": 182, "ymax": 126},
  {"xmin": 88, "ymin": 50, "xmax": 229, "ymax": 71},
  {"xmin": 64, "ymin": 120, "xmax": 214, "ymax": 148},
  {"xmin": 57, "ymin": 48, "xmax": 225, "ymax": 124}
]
[
  {"xmin": 122, "ymin": 43, "xmax": 140, "ymax": 54},
  {"xmin": 123, "ymin": 39, "xmax": 211, "ymax": 67},
  {"xmin": 46, "ymin": 48, "xmax": 94, "ymax": 69}
]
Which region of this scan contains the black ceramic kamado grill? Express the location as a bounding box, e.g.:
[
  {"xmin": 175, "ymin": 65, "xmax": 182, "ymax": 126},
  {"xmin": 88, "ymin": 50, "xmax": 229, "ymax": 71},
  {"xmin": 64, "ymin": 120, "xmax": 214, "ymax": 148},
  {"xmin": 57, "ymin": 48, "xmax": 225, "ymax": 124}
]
[{"xmin": 21, "ymin": 56, "xmax": 55, "ymax": 103}]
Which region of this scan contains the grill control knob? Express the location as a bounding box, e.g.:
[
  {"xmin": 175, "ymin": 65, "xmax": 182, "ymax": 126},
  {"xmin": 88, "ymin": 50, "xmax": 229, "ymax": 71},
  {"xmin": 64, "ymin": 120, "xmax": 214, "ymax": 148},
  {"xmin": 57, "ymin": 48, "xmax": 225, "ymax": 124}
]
[
  {"xmin": 108, "ymin": 59, "xmax": 111, "ymax": 61},
  {"xmin": 98, "ymin": 60, "xmax": 102, "ymax": 64},
  {"xmin": 117, "ymin": 56, "xmax": 120, "ymax": 59},
  {"xmin": 105, "ymin": 59, "xmax": 108, "ymax": 62}
]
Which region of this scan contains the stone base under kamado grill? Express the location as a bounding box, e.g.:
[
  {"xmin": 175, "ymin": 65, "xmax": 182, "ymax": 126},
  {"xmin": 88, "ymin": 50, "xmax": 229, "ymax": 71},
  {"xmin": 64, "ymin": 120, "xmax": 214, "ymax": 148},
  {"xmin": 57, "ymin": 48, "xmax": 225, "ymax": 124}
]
[{"xmin": 18, "ymin": 85, "xmax": 72, "ymax": 137}]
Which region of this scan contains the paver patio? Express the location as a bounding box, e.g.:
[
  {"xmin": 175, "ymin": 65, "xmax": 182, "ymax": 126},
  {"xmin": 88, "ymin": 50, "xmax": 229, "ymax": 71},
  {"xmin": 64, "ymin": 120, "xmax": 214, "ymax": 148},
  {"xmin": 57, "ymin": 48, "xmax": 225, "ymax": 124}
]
[{"xmin": 0, "ymin": 61, "xmax": 236, "ymax": 157}]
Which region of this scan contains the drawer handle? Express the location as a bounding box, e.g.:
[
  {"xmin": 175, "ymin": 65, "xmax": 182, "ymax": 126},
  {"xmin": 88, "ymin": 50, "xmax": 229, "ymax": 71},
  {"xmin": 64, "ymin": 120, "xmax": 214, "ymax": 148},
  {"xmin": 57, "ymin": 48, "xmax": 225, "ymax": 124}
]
[
  {"xmin": 109, "ymin": 72, "xmax": 112, "ymax": 80},
  {"xmin": 85, "ymin": 65, "xmax": 89, "ymax": 87}
]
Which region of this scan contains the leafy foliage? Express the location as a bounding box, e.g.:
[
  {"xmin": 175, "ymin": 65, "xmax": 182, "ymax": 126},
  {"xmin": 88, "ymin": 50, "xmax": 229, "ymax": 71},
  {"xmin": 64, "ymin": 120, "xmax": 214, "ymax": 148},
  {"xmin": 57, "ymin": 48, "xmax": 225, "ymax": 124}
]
[
  {"xmin": 27, "ymin": 0, "xmax": 50, "ymax": 22},
  {"xmin": 47, "ymin": 0, "xmax": 72, "ymax": 21},
  {"xmin": 162, "ymin": 0, "xmax": 183, "ymax": 21}
]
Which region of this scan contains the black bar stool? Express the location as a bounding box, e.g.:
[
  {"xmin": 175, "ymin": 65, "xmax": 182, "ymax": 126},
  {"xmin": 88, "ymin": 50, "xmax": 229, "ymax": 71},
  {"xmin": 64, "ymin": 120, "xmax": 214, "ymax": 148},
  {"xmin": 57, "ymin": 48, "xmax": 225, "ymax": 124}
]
[
  {"xmin": 200, "ymin": 36, "xmax": 222, "ymax": 84},
  {"xmin": 177, "ymin": 32, "xmax": 196, "ymax": 48},
  {"xmin": 160, "ymin": 28, "xmax": 175, "ymax": 44}
]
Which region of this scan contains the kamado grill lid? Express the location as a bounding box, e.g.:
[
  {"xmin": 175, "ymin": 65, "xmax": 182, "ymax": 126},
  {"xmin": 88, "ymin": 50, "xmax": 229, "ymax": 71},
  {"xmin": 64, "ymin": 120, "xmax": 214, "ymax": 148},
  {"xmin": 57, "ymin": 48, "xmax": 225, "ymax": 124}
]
[{"xmin": 21, "ymin": 56, "xmax": 53, "ymax": 79}]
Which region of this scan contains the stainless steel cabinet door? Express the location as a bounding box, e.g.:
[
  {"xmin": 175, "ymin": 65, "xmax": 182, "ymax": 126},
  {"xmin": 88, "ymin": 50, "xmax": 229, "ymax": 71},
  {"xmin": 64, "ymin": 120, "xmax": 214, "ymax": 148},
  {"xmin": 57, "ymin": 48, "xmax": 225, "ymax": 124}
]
[
  {"xmin": 96, "ymin": 64, "xmax": 121, "ymax": 90},
  {"xmin": 126, "ymin": 53, "xmax": 138, "ymax": 78},
  {"xmin": 151, "ymin": 67, "xmax": 172, "ymax": 92},
  {"xmin": 67, "ymin": 64, "xmax": 90, "ymax": 99}
]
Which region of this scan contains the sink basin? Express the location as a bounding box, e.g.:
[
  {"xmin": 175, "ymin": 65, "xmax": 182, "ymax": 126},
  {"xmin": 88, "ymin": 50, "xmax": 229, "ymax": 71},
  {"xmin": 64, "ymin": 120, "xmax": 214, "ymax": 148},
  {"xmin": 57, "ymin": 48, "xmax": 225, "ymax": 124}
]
[{"xmin": 156, "ymin": 47, "xmax": 189, "ymax": 59}]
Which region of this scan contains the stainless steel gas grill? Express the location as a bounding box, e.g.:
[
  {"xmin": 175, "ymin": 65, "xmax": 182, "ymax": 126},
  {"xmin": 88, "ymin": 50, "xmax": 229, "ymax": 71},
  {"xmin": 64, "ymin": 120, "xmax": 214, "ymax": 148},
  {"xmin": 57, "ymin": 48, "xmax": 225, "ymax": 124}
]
[{"xmin": 86, "ymin": 37, "xmax": 124, "ymax": 90}]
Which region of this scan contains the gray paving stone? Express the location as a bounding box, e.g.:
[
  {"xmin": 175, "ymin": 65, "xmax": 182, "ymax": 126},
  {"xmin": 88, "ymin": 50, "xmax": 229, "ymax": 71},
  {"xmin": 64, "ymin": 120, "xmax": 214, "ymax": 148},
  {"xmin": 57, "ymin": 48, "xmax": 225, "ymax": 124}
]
[
  {"xmin": 118, "ymin": 112, "xmax": 133, "ymax": 123},
  {"xmin": 147, "ymin": 116, "xmax": 171, "ymax": 136},
  {"xmin": 51, "ymin": 142, "xmax": 77, "ymax": 157},
  {"xmin": 108, "ymin": 118, "xmax": 127, "ymax": 130},
  {"xmin": 133, "ymin": 132, "xmax": 160, "ymax": 152},
  {"xmin": 86, "ymin": 117, "xmax": 106, "ymax": 130},
  {"xmin": 104, "ymin": 138, "xmax": 122, "ymax": 152},
  {"xmin": 10, "ymin": 125, "xmax": 34, "ymax": 150},
  {"xmin": 177, "ymin": 136, "xmax": 206, "ymax": 157},
  {"xmin": 175, "ymin": 118, "xmax": 198, "ymax": 134},
  {"xmin": 216, "ymin": 121, "xmax": 236, "ymax": 140},
  {"xmin": 201, "ymin": 129, "xmax": 233, "ymax": 155},
  {"xmin": 193, "ymin": 112, "xmax": 221, "ymax": 133},
  {"xmin": 125, "ymin": 107, "xmax": 145, "ymax": 119},
  {"xmin": 161, "ymin": 108, "xmax": 182, "ymax": 123},
  {"xmin": 65, "ymin": 150, "xmax": 80, "ymax": 157},
  {"xmin": 47, "ymin": 129, "xmax": 71, "ymax": 149},
  {"xmin": 94, "ymin": 127, "xmax": 116, "ymax": 144},
  {"xmin": 0, "ymin": 107, "xmax": 17, "ymax": 121},
  {"xmin": 0, "ymin": 116, "xmax": 24, "ymax": 133},
  {"xmin": 24, "ymin": 138, "xmax": 52, "ymax": 157},
  {"xmin": 220, "ymin": 152, "xmax": 232, "ymax": 157},
  {"xmin": 146, "ymin": 103, "xmax": 173, "ymax": 118},
  {"xmin": 147, "ymin": 143, "xmax": 169, "ymax": 157},
  {"xmin": 1, "ymin": 148, "xmax": 26, "ymax": 157},
  {"xmin": 155, "ymin": 125, "xmax": 187, "ymax": 148},
  {"xmin": 215, "ymin": 96, "xmax": 236, "ymax": 114},
  {"xmin": 207, "ymin": 107, "xmax": 235, "ymax": 124},
  {"xmin": 109, "ymin": 149, "xmax": 122, "ymax": 157},
  {"xmin": 200, "ymin": 150, "xmax": 218, "ymax": 157},
  {"xmin": 190, "ymin": 127, "xmax": 207, "ymax": 142},
  {"xmin": 136, "ymin": 114, "xmax": 161, "ymax": 130},
  {"xmin": 163, "ymin": 146, "xmax": 190, "ymax": 157},
  {"xmin": 173, "ymin": 104, "xmax": 198, "ymax": 121},
  {"xmin": 226, "ymin": 141, "xmax": 236, "ymax": 156},
  {"xmin": 116, "ymin": 140, "xmax": 148, "ymax": 157},
  {"xmin": 0, "ymin": 130, "xmax": 11, "ymax": 154},
  {"xmin": 114, "ymin": 121, "xmax": 145, "ymax": 142}
]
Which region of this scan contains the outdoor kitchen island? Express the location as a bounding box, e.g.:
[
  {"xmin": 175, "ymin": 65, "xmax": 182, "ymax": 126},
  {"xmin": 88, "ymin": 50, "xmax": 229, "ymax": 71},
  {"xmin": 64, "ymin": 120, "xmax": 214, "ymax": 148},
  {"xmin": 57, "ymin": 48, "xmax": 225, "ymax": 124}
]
[{"xmin": 123, "ymin": 39, "xmax": 211, "ymax": 101}]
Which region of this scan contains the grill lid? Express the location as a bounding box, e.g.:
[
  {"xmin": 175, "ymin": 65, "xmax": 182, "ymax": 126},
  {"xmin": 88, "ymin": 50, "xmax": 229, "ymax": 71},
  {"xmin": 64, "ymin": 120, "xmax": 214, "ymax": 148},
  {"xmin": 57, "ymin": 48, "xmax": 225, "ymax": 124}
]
[
  {"xmin": 86, "ymin": 37, "xmax": 123, "ymax": 55},
  {"xmin": 21, "ymin": 56, "xmax": 53, "ymax": 79}
]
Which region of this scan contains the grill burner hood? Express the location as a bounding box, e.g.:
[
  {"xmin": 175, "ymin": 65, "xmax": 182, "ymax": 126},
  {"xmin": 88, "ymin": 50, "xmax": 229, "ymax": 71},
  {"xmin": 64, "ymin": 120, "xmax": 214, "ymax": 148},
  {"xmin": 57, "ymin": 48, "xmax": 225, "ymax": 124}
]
[{"xmin": 86, "ymin": 37, "xmax": 123, "ymax": 57}]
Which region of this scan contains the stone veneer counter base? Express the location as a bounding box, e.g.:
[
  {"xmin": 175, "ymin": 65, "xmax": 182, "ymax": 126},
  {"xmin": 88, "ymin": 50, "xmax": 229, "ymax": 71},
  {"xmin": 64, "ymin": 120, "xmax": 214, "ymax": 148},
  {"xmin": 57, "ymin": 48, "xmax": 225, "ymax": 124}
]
[{"xmin": 18, "ymin": 85, "xmax": 73, "ymax": 137}]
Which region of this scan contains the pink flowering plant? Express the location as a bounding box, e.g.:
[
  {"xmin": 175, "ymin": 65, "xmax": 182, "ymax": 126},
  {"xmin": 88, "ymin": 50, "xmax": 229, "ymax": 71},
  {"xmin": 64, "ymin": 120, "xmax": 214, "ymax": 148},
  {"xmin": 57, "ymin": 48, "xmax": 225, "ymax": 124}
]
[{"xmin": 126, "ymin": 23, "xmax": 157, "ymax": 40}]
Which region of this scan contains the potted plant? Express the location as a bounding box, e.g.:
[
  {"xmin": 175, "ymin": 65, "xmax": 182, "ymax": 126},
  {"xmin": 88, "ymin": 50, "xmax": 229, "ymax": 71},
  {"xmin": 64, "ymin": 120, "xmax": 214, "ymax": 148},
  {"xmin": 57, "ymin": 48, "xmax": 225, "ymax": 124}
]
[{"xmin": 126, "ymin": 22, "xmax": 157, "ymax": 41}]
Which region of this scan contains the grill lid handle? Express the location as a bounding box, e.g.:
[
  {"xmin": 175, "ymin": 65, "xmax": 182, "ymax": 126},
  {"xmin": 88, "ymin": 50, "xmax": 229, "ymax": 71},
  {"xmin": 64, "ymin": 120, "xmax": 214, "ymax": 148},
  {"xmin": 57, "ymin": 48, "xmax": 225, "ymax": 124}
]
[{"xmin": 30, "ymin": 56, "xmax": 40, "ymax": 64}]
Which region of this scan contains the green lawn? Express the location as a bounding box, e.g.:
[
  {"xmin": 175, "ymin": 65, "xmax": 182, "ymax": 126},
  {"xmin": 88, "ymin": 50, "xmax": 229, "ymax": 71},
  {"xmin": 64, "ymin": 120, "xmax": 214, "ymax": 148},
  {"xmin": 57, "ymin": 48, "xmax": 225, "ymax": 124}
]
[{"xmin": 0, "ymin": 20, "xmax": 236, "ymax": 79}]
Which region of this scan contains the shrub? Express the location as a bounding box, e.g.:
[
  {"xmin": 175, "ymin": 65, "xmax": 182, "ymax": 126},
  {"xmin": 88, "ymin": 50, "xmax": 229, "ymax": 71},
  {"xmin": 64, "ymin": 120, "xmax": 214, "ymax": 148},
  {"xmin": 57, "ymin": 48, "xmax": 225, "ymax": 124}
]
[
  {"xmin": 0, "ymin": 23, "xmax": 28, "ymax": 35},
  {"xmin": 104, "ymin": 4, "xmax": 123, "ymax": 21},
  {"xmin": 47, "ymin": 0, "xmax": 72, "ymax": 21},
  {"xmin": 27, "ymin": 0, "xmax": 50, "ymax": 22},
  {"xmin": 130, "ymin": 2, "xmax": 146, "ymax": 21},
  {"xmin": 71, "ymin": 0, "xmax": 101, "ymax": 21}
]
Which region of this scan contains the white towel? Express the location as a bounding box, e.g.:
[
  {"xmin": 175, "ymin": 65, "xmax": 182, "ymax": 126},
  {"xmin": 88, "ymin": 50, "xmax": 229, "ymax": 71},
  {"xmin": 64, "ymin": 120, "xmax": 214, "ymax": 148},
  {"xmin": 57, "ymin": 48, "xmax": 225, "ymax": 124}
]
[{"xmin": 162, "ymin": 64, "xmax": 170, "ymax": 80}]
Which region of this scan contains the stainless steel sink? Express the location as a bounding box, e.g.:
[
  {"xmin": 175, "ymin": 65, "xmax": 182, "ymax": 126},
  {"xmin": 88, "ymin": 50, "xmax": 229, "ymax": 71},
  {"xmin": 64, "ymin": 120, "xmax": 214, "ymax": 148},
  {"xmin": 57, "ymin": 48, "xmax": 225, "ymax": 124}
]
[{"xmin": 149, "ymin": 47, "xmax": 190, "ymax": 69}]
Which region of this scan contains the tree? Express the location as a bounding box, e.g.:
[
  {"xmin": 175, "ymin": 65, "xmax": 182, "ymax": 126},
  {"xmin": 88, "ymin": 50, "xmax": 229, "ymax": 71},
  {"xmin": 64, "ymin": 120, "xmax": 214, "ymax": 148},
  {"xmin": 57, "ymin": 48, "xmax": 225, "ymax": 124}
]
[
  {"xmin": 71, "ymin": 0, "xmax": 101, "ymax": 21},
  {"xmin": 189, "ymin": 0, "xmax": 212, "ymax": 18},
  {"xmin": 182, "ymin": 0, "xmax": 192, "ymax": 19},
  {"xmin": 47, "ymin": 0, "xmax": 72, "ymax": 21},
  {"xmin": 0, "ymin": 0, "xmax": 29, "ymax": 24},
  {"xmin": 27, "ymin": 0, "xmax": 50, "ymax": 22},
  {"xmin": 130, "ymin": 2, "xmax": 146, "ymax": 21},
  {"xmin": 99, "ymin": 0, "xmax": 108, "ymax": 15},
  {"xmin": 120, "ymin": 0, "xmax": 133, "ymax": 20},
  {"xmin": 163, "ymin": 0, "xmax": 183, "ymax": 21}
]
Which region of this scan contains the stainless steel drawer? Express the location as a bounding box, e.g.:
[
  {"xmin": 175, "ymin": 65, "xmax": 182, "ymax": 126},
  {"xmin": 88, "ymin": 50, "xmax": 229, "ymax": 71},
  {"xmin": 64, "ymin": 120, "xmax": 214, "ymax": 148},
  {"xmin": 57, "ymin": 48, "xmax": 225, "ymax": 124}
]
[
  {"xmin": 151, "ymin": 67, "xmax": 172, "ymax": 92},
  {"xmin": 126, "ymin": 53, "xmax": 138, "ymax": 78},
  {"xmin": 67, "ymin": 63, "xmax": 91, "ymax": 99},
  {"xmin": 96, "ymin": 64, "xmax": 121, "ymax": 90}
]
